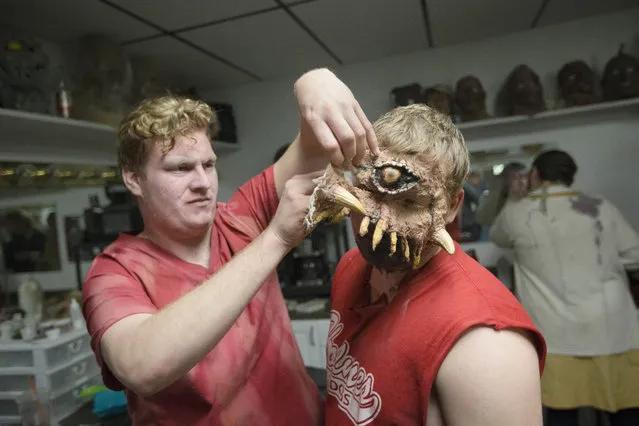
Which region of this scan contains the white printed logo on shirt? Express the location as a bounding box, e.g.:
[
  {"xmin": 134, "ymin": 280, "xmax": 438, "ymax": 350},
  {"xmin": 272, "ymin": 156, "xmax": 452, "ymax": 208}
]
[{"xmin": 326, "ymin": 310, "xmax": 382, "ymax": 426}]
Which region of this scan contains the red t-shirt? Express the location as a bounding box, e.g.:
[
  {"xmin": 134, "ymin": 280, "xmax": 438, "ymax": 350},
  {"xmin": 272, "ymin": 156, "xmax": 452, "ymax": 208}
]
[
  {"xmin": 82, "ymin": 165, "xmax": 324, "ymax": 426},
  {"xmin": 325, "ymin": 242, "xmax": 546, "ymax": 425}
]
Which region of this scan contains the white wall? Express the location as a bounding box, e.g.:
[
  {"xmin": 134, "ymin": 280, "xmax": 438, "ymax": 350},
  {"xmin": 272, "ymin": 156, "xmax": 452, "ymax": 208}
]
[
  {"xmin": 1, "ymin": 8, "xmax": 637, "ymax": 292},
  {"xmin": 0, "ymin": 187, "xmax": 109, "ymax": 291},
  {"xmin": 204, "ymin": 8, "xmax": 639, "ymax": 264}
]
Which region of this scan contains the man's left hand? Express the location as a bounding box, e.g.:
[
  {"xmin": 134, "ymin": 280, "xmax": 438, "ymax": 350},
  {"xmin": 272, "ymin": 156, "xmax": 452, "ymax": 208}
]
[{"xmin": 294, "ymin": 68, "xmax": 379, "ymax": 167}]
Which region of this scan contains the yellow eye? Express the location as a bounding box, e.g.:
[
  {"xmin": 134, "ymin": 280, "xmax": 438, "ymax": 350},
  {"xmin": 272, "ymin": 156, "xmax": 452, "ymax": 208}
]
[
  {"xmin": 381, "ymin": 167, "xmax": 401, "ymax": 184},
  {"xmin": 373, "ymin": 162, "xmax": 419, "ymax": 194}
]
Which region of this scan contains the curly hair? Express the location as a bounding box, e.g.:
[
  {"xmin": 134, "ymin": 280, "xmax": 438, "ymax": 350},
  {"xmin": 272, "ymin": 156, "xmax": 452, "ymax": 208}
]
[{"xmin": 117, "ymin": 95, "xmax": 218, "ymax": 173}]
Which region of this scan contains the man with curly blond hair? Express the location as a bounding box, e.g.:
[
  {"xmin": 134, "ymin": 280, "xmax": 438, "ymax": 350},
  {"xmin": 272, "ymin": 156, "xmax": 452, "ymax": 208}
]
[{"xmin": 81, "ymin": 68, "xmax": 379, "ymax": 426}]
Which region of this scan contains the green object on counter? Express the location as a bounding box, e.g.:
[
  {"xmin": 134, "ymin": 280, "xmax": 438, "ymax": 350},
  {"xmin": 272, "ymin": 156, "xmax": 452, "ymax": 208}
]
[{"xmin": 78, "ymin": 385, "xmax": 109, "ymax": 399}]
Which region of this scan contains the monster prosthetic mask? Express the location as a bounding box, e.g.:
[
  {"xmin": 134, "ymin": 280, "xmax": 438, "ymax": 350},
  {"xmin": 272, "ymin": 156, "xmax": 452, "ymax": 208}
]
[
  {"xmin": 557, "ymin": 60, "xmax": 597, "ymax": 107},
  {"xmin": 454, "ymin": 75, "xmax": 488, "ymax": 122},
  {"xmin": 304, "ymin": 106, "xmax": 459, "ymax": 273},
  {"xmin": 422, "ymin": 84, "xmax": 456, "ymax": 119},
  {"xmin": 500, "ymin": 64, "xmax": 546, "ymax": 116},
  {"xmin": 601, "ymin": 45, "xmax": 639, "ymax": 101}
]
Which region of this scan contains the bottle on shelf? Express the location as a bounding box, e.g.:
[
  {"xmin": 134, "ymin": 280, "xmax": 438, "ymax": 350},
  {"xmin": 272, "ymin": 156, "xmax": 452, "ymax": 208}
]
[{"xmin": 56, "ymin": 81, "xmax": 71, "ymax": 118}]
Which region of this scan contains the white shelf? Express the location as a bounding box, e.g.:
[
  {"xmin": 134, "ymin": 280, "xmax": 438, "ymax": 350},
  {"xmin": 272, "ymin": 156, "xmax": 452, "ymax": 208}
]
[
  {"xmin": 0, "ymin": 108, "xmax": 240, "ymax": 166},
  {"xmin": 458, "ymin": 97, "xmax": 639, "ymax": 142}
]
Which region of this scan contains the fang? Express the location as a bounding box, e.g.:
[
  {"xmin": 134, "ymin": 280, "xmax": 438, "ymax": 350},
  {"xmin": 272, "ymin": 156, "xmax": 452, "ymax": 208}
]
[
  {"xmin": 389, "ymin": 232, "xmax": 397, "ymax": 256},
  {"xmin": 434, "ymin": 228, "xmax": 455, "ymax": 255},
  {"xmin": 401, "ymin": 236, "xmax": 410, "ymax": 261},
  {"xmin": 360, "ymin": 216, "xmax": 370, "ymax": 236},
  {"xmin": 372, "ymin": 219, "xmax": 388, "ymax": 251},
  {"xmin": 333, "ymin": 186, "xmax": 366, "ymax": 215}
]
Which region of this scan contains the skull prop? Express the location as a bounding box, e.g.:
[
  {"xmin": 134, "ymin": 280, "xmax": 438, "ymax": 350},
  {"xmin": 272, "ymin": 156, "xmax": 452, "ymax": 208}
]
[
  {"xmin": 304, "ymin": 151, "xmax": 455, "ymax": 273},
  {"xmin": 557, "ymin": 60, "xmax": 597, "ymax": 107},
  {"xmin": 601, "ymin": 44, "xmax": 639, "ymax": 101}
]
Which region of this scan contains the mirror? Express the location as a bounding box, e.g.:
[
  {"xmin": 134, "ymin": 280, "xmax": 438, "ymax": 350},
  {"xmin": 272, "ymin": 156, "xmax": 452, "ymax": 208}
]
[
  {"xmin": 0, "ymin": 161, "xmax": 121, "ymax": 277},
  {"xmin": 460, "ymin": 142, "xmax": 557, "ymax": 243},
  {"xmin": 0, "ymin": 204, "xmax": 61, "ymax": 273}
]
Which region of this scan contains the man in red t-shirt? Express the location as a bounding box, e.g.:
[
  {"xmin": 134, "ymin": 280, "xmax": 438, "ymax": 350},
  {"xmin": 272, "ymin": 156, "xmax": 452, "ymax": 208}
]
[
  {"xmin": 312, "ymin": 104, "xmax": 547, "ymax": 425},
  {"xmin": 81, "ymin": 68, "xmax": 380, "ymax": 425}
]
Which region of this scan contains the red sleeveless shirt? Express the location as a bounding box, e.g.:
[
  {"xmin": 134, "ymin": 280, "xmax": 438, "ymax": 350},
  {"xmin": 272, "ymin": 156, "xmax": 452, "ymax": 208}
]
[{"xmin": 325, "ymin": 242, "xmax": 546, "ymax": 425}]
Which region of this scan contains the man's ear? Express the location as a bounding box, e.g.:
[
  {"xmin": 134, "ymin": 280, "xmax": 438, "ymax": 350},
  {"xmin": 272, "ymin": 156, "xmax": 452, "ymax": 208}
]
[
  {"xmin": 446, "ymin": 189, "xmax": 464, "ymax": 223},
  {"xmin": 121, "ymin": 168, "xmax": 143, "ymax": 198}
]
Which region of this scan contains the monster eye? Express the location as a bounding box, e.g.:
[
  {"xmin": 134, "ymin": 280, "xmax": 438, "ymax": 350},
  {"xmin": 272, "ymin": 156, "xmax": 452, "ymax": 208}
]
[
  {"xmin": 373, "ymin": 162, "xmax": 419, "ymax": 194},
  {"xmin": 381, "ymin": 167, "xmax": 401, "ymax": 185}
]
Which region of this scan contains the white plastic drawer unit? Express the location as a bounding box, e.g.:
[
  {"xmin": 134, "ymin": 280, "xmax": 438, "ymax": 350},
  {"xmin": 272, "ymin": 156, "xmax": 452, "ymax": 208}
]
[
  {"xmin": 0, "ymin": 328, "xmax": 91, "ymax": 371},
  {"xmin": 0, "ymin": 327, "xmax": 102, "ymax": 423},
  {"xmin": 0, "ymin": 373, "xmax": 102, "ymax": 425}
]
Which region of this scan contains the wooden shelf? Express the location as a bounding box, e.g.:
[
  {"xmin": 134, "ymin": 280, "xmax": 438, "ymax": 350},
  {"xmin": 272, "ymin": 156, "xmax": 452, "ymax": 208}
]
[
  {"xmin": 457, "ymin": 97, "xmax": 639, "ymax": 142},
  {"xmin": 0, "ymin": 108, "xmax": 240, "ymax": 166}
]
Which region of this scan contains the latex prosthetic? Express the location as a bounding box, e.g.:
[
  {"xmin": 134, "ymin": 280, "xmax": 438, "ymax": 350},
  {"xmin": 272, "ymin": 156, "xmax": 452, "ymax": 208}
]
[
  {"xmin": 557, "ymin": 60, "xmax": 597, "ymax": 107},
  {"xmin": 601, "ymin": 45, "xmax": 639, "ymax": 101},
  {"xmin": 304, "ymin": 134, "xmax": 455, "ymax": 273},
  {"xmin": 454, "ymin": 75, "xmax": 488, "ymax": 122},
  {"xmin": 422, "ymin": 84, "xmax": 456, "ymax": 119},
  {"xmin": 500, "ymin": 64, "xmax": 546, "ymax": 116}
]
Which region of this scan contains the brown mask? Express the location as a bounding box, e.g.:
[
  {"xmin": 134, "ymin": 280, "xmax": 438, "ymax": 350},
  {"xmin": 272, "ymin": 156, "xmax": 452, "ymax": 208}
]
[
  {"xmin": 502, "ymin": 64, "xmax": 546, "ymax": 116},
  {"xmin": 304, "ymin": 151, "xmax": 455, "ymax": 273},
  {"xmin": 422, "ymin": 85, "xmax": 455, "ymax": 117},
  {"xmin": 557, "ymin": 60, "xmax": 597, "ymax": 107},
  {"xmin": 454, "ymin": 75, "xmax": 488, "ymax": 121},
  {"xmin": 601, "ymin": 45, "xmax": 639, "ymax": 101}
]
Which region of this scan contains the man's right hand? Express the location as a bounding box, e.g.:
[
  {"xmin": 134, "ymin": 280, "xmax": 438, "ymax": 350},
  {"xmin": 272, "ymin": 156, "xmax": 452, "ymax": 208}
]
[{"xmin": 268, "ymin": 171, "xmax": 323, "ymax": 249}]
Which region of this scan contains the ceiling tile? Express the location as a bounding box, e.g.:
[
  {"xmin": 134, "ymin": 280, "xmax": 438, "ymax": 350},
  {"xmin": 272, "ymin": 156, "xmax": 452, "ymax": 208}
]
[
  {"xmin": 291, "ymin": 0, "xmax": 428, "ymax": 64},
  {"xmin": 109, "ymin": 0, "xmax": 277, "ymax": 31},
  {"xmin": 179, "ymin": 9, "xmax": 339, "ymax": 80},
  {"xmin": 0, "ymin": 0, "xmax": 158, "ymax": 43},
  {"xmin": 124, "ymin": 36, "xmax": 255, "ymax": 91},
  {"xmin": 537, "ymin": 0, "xmax": 638, "ymax": 27},
  {"xmin": 428, "ymin": 0, "xmax": 543, "ymax": 47}
]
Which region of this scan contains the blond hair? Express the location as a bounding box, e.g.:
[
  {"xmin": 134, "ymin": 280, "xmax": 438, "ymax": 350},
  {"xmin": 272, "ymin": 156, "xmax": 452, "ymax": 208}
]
[
  {"xmin": 373, "ymin": 104, "xmax": 469, "ymax": 202},
  {"xmin": 117, "ymin": 95, "xmax": 218, "ymax": 173}
]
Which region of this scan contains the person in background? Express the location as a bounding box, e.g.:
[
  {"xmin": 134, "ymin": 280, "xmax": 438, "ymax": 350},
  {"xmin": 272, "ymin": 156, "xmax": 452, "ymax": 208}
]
[
  {"xmin": 476, "ymin": 162, "xmax": 527, "ymax": 229},
  {"xmin": 490, "ymin": 149, "xmax": 639, "ymax": 426},
  {"xmin": 323, "ymin": 104, "xmax": 546, "ymax": 425},
  {"xmin": 460, "ymin": 170, "xmax": 485, "ymax": 241},
  {"xmin": 475, "ymin": 162, "xmax": 528, "ymax": 290},
  {"xmin": 81, "ymin": 68, "xmax": 379, "ymax": 426}
]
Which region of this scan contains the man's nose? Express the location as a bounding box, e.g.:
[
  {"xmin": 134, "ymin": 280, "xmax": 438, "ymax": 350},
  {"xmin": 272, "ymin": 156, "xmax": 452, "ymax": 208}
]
[{"xmin": 190, "ymin": 165, "xmax": 212, "ymax": 189}]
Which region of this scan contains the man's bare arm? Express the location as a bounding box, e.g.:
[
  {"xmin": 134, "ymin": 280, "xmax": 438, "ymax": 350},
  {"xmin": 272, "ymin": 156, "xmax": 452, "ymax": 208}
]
[
  {"xmin": 273, "ymin": 68, "xmax": 378, "ymax": 197},
  {"xmin": 99, "ymin": 175, "xmax": 317, "ymax": 397},
  {"xmin": 434, "ymin": 326, "xmax": 543, "ymax": 426}
]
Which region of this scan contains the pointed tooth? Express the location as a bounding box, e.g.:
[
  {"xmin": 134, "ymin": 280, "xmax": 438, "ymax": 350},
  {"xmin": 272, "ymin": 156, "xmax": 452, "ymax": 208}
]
[
  {"xmin": 313, "ymin": 209, "xmax": 334, "ymax": 226},
  {"xmin": 329, "ymin": 207, "xmax": 350, "ymax": 224},
  {"xmin": 389, "ymin": 232, "xmax": 397, "ymax": 256},
  {"xmin": 402, "ymin": 236, "xmax": 410, "ymax": 261},
  {"xmin": 333, "ymin": 185, "xmax": 366, "ymax": 215},
  {"xmin": 434, "ymin": 228, "xmax": 455, "ymax": 255},
  {"xmin": 359, "ymin": 216, "xmax": 370, "ymax": 236},
  {"xmin": 372, "ymin": 219, "xmax": 387, "ymax": 251},
  {"xmin": 412, "ymin": 243, "xmax": 423, "ymax": 269}
]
